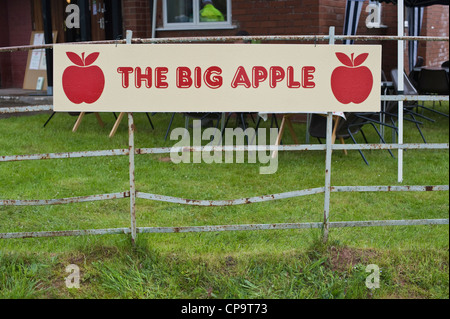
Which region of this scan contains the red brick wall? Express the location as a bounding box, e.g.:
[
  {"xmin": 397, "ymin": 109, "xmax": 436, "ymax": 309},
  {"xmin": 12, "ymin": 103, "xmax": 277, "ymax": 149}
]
[
  {"xmin": 151, "ymin": 0, "xmax": 321, "ymax": 38},
  {"xmin": 230, "ymin": 0, "xmax": 320, "ymax": 37},
  {"xmin": 0, "ymin": 0, "xmax": 32, "ymax": 88},
  {"xmin": 422, "ymin": 5, "xmax": 449, "ymax": 68},
  {"xmin": 0, "ymin": 1, "xmax": 12, "ymax": 88},
  {"xmin": 318, "ymin": 0, "xmax": 347, "ymax": 35},
  {"xmin": 122, "ymin": 0, "xmax": 152, "ymax": 38}
]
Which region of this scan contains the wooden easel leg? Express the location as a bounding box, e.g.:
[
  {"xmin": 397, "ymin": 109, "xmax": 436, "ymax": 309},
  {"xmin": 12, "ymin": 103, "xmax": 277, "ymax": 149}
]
[
  {"xmin": 331, "ymin": 117, "xmax": 340, "ymax": 145},
  {"xmin": 72, "ymin": 112, "xmax": 85, "ymax": 132},
  {"xmin": 339, "ymin": 137, "xmax": 348, "ymax": 155},
  {"xmin": 109, "ymin": 112, "xmax": 125, "ymax": 138},
  {"xmin": 94, "ymin": 112, "xmax": 105, "ymax": 128}
]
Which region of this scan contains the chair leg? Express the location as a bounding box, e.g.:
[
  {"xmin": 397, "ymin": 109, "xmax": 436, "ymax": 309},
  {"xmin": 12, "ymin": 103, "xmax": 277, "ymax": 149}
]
[
  {"xmin": 408, "ymin": 113, "xmax": 427, "ymax": 144},
  {"xmin": 369, "ymin": 123, "xmax": 395, "ymax": 158},
  {"xmin": 164, "ymin": 113, "xmax": 176, "ymax": 141},
  {"xmin": 221, "ymin": 113, "xmax": 233, "ymax": 137},
  {"xmin": 389, "ymin": 118, "xmax": 398, "ymax": 143},
  {"xmin": 360, "ymin": 129, "xmax": 369, "ymax": 144},
  {"xmin": 271, "ymin": 114, "xmax": 279, "ymax": 130},
  {"xmin": 238, "ymin": 113, "xmax": 249, "ymax": 144},
  {"xmin": 43, "ymin": 112, "xmax": 56, "ymax": 127},
  {"xmin": 270, "ymin": 114, "xmax": 282, "ymax": 144},
  {"xmin": 146, "ymin": 112, "xmax": 155, "ymax": 130},
  {"xmin": 249, "ymin": 116, "xmax": 262, "ymax": 146},
  {"xmin": 348, "ymin": 128, "xmax": 369, "ymax": 165},
  {"xmin": 406, "ymin": 109, "xmax": 435, "ymax": 122},
  {"xmin": 216, "ymin": 113, "xmax": 231, "ymax": 146},
  {"xmin": 212, "ymin": 114, "xmax": 223, "ymax": 142},
  {"xmin": 240, "ymin": 113, "xmax": 247, "ymax": 130},
  {"xmin": 418, "ymin": 105, "xmax": 448, "ymax": 118}
]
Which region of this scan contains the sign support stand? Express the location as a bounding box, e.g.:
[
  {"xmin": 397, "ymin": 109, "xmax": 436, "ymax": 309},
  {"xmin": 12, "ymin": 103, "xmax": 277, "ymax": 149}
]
[
  {"xmin": 397, "ymin": 0, "xmax": 405, "ymax": 183},
  {"xmin": 323, "ymin": 27, "xmax": 335, "ymax": 243},
  {"xmin": 124, "ymin": 30, "xmax": 137, "ymax": 244},
  {"xmin": 129, "ymin": 111, "xmax": 137, "ymax": 244}
]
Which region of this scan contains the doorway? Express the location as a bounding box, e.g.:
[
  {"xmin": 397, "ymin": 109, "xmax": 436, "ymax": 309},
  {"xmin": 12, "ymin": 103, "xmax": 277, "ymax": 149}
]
[{"xmin": 89, "ymin": 0, "xmax": 123, "ymax": 41}]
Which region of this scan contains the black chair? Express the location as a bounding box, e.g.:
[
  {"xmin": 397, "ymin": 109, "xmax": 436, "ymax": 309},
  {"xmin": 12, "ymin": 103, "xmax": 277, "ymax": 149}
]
[
  {"xmin": 308, "ymin": 113, "xmax": 394, "ymax": 166},
  {"xmin": 389, "ymin": 69, "xmax": 440, "ymax": 143},
  {"xmin": 391, "ymin": 68, "xmax": 439, "ymax": 123},
  {"xmin": 352, "ymin": 70, "xmax": 403, "ymax": 144},
  {"xmin": 416, "ymin": 68, "xmax": 449, "ymax": 118},
  {"xmin": 417, "ymin": 68, "xmax": 450, "ymax": 96},
  {"xmin": 408, "ymin": 56, "xmax": 424, "ymax": 88},
  {"xmin": 441, "ymin": 60, "xmax": 449, "ymax": 69},
  {"xmin": 308, "ymin": 114, "xmax": 347, "ymax": 144}
]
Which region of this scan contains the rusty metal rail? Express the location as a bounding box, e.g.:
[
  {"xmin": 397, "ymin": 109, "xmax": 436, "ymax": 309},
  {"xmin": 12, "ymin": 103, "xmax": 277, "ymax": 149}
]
[
  {"xmin": 1, "ymin": 219, "xmax": 448, "ymax": 240},
  {"xmin": 0, "ymin": 192, "xmax": 129, "ymax": 207},
  {"xmin": 1, "ymin": 143, "xmax": 448, "ymax": 164},
  {"xmin": 136, "ymin": 185, "xmax": 449, "ymax": 207},
  {"xmin": 0, "ymin": 31, "xmax": 449, "ymax": 243},
  {"xmin": 0, "ymin": 35, "xmax": 448, "ymax": 53}
]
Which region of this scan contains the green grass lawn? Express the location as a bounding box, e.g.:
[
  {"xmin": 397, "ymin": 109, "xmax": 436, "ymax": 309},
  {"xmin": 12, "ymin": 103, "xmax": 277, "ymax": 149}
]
[{"xmin": 0, "ymin": 103, "xmax": 448, "ymax": 299}]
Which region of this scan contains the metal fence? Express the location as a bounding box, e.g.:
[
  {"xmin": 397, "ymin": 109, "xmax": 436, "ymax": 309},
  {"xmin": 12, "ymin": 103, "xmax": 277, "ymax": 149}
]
[{"xmin": 0, "ymin": 30, "xmax": 448, "ymax": 243}]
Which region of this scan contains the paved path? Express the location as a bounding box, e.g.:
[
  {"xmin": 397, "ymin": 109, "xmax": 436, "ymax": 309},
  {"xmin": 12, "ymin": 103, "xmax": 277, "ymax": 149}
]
[{"xmin": 0, "ymin": 88, "xmax": 53, "ymax": 119}]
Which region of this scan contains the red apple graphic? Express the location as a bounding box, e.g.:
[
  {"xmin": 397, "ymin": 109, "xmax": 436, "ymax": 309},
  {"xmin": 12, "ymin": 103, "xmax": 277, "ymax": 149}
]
[
  {"xmin": 62, "ymin": 52, "xmax": 105, "ymax": 104},
  {"xmin": 331, "ymin": 52, "xmax": 373, "ymax": 104}
]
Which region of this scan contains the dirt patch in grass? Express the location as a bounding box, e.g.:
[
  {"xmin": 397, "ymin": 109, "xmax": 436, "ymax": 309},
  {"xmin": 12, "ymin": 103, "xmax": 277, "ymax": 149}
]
[
  {"xmin": 225, "ymin": 255, "xmax": 236, "ymax": 268},
  {"xmin": 326, "ymin": 246, "xmax": 378, "ymax": 272}
]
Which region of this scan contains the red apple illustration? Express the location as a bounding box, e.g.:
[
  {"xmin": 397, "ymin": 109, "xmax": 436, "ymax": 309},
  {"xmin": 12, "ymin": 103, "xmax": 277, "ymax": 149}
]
[
  {"xmin": 331, "ymin": 52, "xmax": 373, "ymax": 104},
  {"xmin": 62, "ymin": 52, "xmax": 105, "ymax": 104}
]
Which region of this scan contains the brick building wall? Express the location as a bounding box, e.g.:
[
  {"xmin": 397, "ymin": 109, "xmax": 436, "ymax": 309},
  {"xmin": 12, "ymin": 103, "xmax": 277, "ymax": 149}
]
[
  {"xmin": 422, "ymin": 5, "xmax": 449, "ymax": 68},
  {"xmin": 0, "ymin": 0, "xmax": 31, "ymax": 87},
  {"xmin": 0, "ymin": 1, "xmax": 12, "ymax": 88},
  {"xmin": 0, "ymin": 0, "xmax": 447, "ymax": 88},
  {"xmin": 229, "ymin": 0, "xmax": 320, "ymax": 36},
  {"xmin": 151, "ymin": 0, "xmax": 322, "ymax": 38},
  {"xmin": 7, "ymin": 0, "xmax": 32, "ymax": 89},
  {"xmin": 122, "ymin": 0, "xmax": 153, "ymax": 38},
  {"xmin": 0, "ymin": 0, "xmax": 32, "ymax": 88}
]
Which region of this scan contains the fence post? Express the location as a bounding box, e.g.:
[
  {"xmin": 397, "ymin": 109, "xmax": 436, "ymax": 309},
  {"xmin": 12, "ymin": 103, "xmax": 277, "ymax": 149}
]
[
  {"xmin": 128, "ymin": 111, "xmax": 137, "ymax": 244},
  {"xmin": 397, "ymin": 2, "xmax": 405, "ymax": 183},
  {"xmin": 323, "ymin": 26, "xmax": 335, "ymax": 243},
  {"xmin": 323, "ymin": 112, "xmax": 333, "ymax": 243},
  {"xmin": 125, "ymin": 30, "xmax": 137, "ymax": 244}
]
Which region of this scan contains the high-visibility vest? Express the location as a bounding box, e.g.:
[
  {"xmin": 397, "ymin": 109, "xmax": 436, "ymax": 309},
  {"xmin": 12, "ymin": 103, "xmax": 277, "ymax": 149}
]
[{"xmin": 199, "ymin": 4, "xmax": 225, "ymax": 22}]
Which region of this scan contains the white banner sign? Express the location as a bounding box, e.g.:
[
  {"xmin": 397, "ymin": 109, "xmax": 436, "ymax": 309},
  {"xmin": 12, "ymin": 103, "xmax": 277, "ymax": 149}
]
[{"xmin": 54, "ymin": 44, "xmax": 381, "ymax": 113}]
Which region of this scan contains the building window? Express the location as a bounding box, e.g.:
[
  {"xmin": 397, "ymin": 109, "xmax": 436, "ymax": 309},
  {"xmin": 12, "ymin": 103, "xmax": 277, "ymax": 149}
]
[{"xmin": 161, "ymin": 0, "xmax": 233, "ymax": 30}]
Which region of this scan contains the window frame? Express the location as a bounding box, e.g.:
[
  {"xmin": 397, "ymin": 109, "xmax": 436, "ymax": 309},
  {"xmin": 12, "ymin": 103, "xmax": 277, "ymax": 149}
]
[{"xmin": 160, "ymin": 0, "xmax": 234, "ymax": 31}]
